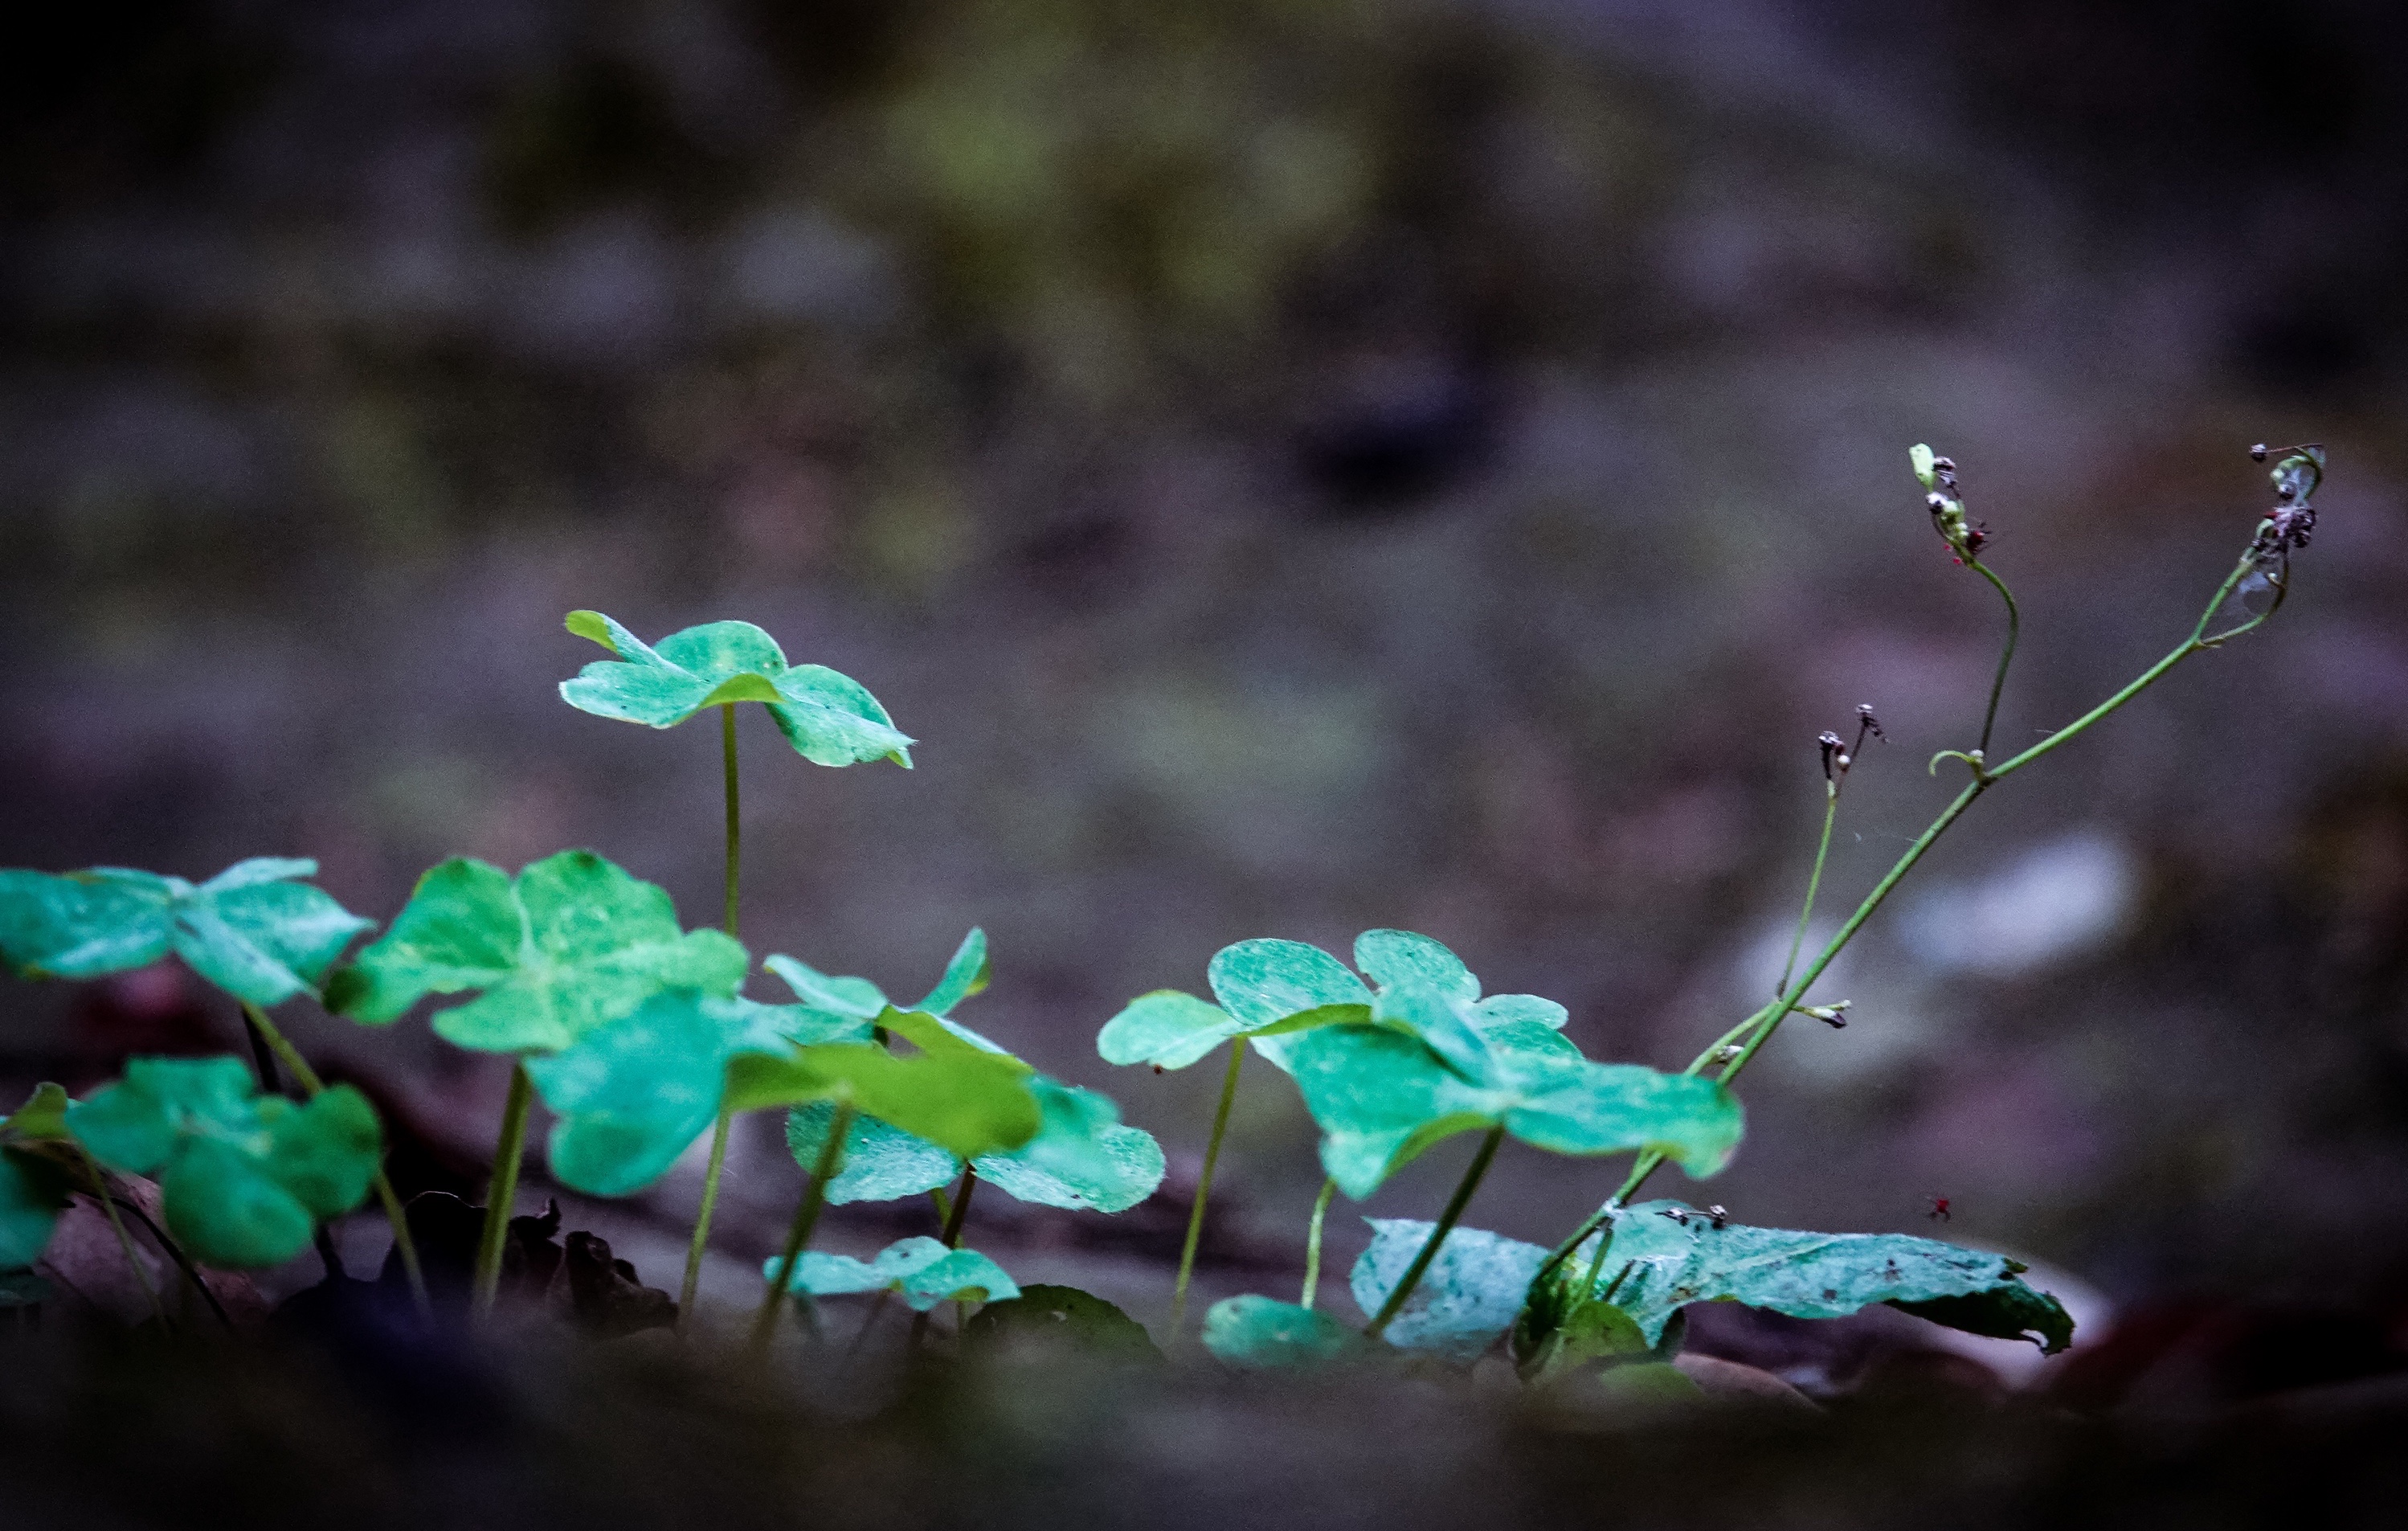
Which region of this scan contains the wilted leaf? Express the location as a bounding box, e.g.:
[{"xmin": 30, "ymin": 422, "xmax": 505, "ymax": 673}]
[
  {"xmin": 560, "ymin": 610, "xmax": 913, "ymax": 768},
  {"xmin": 1595, "ymin": 1201, "xmax": 2075, "ymax": 1353},
  {"xmin": 327, "ymin": 849, "xmax": 748, "ymax": 1053},
  {"xmin": 768, "ymin": 1235, "xmax": 1017, "ymax": 1310},
  {"xmin": 66, "ymin": 1057, "xmax": 382, "ymax": 1268},
  {"xmin": 1348, "ymin": 1218, "xmax": 1549, "ymax": 1360},
  {"xmin": 964, "ymin": 1283, "xmax": 1163, "ymax": 1362},
  {"xmin": 0, "ymin": 860, "xmax": 370, "ymax": 1006},
  {"xmin": 1201, "ymin": 1295, "xmax": 1366, "ymax": 1369}
]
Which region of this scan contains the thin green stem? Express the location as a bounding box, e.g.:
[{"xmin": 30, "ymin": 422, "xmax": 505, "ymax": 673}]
[
  {"xmin": 677, "ymin": 1099, "xmax": 735, "ymax": 1333},
  {"xmin": 1774, "ymin": 785, "xmax": 1838, "ymax": 1000},
  {"xmin": 722, "ymin": 702, "xmax": 742, "ymax": 936},
  {"xmin": 1967, "ymin": 557, "xmax": 2021, "ymax": 759},
  {"xmin": 78, "ymin": 1149, "xmax": 164, "ymax": 1329},
  {"xmin": 1366, "ymin": 1125, "xmax": 1505, "ymax": 1340},
  {"xmin": 1300, "ymin": 1176, "xmax": 1337, "ymax": 1310},
  {"xmin": 753, "ymin": 1098, "xmax": 855, "ymax": 1353},
  {"xmin": 1537, "ymin": 542, "xmax": 2282, "ymax": 1291},
  {"xmin": 910, "ymin": 1167, "xmax": 980, "ymax": 1349},
  {"xmin": 243, "ymin": 1001, "xmax": 427, "ymax": 1315},
  {"xmin": 1171, "ymin": 1042, "xmax": 1245, "ymax": 1334},
  {"xmin": 470, "ymin": 1063, "xmax": 534, "ymax": 1321}
]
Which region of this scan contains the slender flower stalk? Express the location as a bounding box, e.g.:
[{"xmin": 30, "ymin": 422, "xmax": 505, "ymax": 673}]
[
  {"xmin": 1170, "ymin": 1043, "xmax": 1245, "ymax": 1333},
  {"xmin": 678, "ymin": 703, "xmax": 748, "ymax": 1330},
  {"xmin": 1299, "ymin": 1176, "xmax": 1338, "ymax": 1310}
]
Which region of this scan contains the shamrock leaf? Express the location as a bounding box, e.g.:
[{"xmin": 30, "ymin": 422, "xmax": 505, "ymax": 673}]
[
  {"xmin": 1288, "ymin": 1005, "xmax": 1742, "ymax": 1198},
  {"xmin": 762, "ymin": 927, "xmax": 991, "ymax": 1024},
  {"xmin": 766, "ymin": 1235, "xmax": 1018, "ymax": 1311},
  {"xmin": 2, "ymin": 1083, "xmax": 76, "ymax": 1271},
  {"xmin": 326, "ymin": 849, "xmax": 748, "ymax": 1054},
  {"xmin": 1201, "ymin": 1295, "xmax": 1368, "ymax": 1369},
  {"xmin": 730, "ymin": 1008, "xmax": 1043, "ymax": 1162},
  {"xmin": 525, "ymin": 988, "xmax": 874, "ymax": 1196},
  {"xmin": 1585, "ymin": 1201, "xmax": 2075, "ymax": 1353},
  {"xmin": 0, "ymin": 859, "xmax": 371, "ymax": 1007},
  {"xmin": 786, "ymin": 1074, "xmax": 1166, "ymax": 1214},
  {"xmin": 560, "ymin": 611, "xmax": 913, "ymax": 768},
  {"xmin": 1104, "ymin": 929, "xmax": 1577, "ymax": 1076},
  {"xmin": 1349, "ymin": 1218, "xmax": 1552, "ymax": 1361},
  {"xmin": 65, "ymin": 1056, "xmax": 382, "ymax": 1268}
]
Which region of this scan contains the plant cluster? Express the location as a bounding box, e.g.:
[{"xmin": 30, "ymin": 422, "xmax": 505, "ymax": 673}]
[{"xmin": 0, "ymin": 446, "xmax": 2324, "ymax": 1396}]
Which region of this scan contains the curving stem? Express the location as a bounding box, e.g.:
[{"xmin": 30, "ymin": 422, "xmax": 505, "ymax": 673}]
[
  {"xmin": 244, "ymin": 1001, "xmax": 428, "ymax": 1316},
  {"xmin": 1170, "ymin": 1042, "xmax": 1245, "ymax": 1334},
  {"xmin": 1299, "ymin": 1175, "xmax": 1338, "ymax": 1310}
]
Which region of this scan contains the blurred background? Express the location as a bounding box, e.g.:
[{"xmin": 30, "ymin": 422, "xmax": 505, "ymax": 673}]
[{"xmin": 3, "ymin": 0, "xmax": 2405, "ymax": 1361}]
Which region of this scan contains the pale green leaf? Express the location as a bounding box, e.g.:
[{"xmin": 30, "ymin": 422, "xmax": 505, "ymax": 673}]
[
  {"xmin": 1349, "ymin": 1218, "xmax": 1550, "ymax": 1360},
  {"xmin": 1597, "ymin": 1201, "xmax": 2075, "ymax": 1353},
  {"xmin": 726, "ymin": 1038, "xmax": 1040, "ymax": 1161},
  {"xmin": 785, "ymin": 1101, "xmax": 959, "ymax": 1203},
  {"xmin": 1208, "ymin": 939, "xmax": 1372, "ymax": 1076},
  {"xmin": 561, "ymin": 611, "xmax": 914, "ymax": 768},
  {"xmin": 971, "ymin": 1077, "xmax": 1164, "ymax": 1213},
  {"xmin": 768, "ymin": 1235, "xmax": 1018, "ymax": 1310},
  {"xmin": 914, "ymin": 928, "xmax": 991, "ymax": 1017},
  {"xmin": 327, "ymin": 850, "xmax": 748, "ymax": 1054},
  {"xmin": 1201, "ymin": 1296, "xmax": 1366, "ymax": 1369},
  {"xmin": 1095, "ymin": 989, "xmax": 1246, "ymax": 1070},
  {"xmin": 1354, "ymin": 929, "xmax": 1479, "ymax": 1001},
  {"xmin": 1472, "ymin": 993, "xmax": 1568, "ymax": 1030}
]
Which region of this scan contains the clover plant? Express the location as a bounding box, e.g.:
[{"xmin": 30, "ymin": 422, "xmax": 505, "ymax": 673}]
[
  {"xmin": 558, "ymin": 611, "xmax": 912, "ymax": 1320},
  {"xmin": 0, "ymin": 440, "xmax": 2321, "ymax": 1406}
]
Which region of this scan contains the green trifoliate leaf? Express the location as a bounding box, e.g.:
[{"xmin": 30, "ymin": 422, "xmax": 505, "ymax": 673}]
[
  {"xmin": 327, "ymin": 850, "xmax": 748, "ymax": 1054},
  {"xmin": 65, "ymin": 1056, "xmax": 382, "ymax": 1268},
  {"xmin": 965, "ymin": 1283, "xmax": 1163, "ymax": 1362},
  {"xmin": 767, "ymin": 1235, "xmax": 1018, "ymax": 1311},
  {"xmin": 1290, "ymin": 1024, "xmax": 1742, "ymax": 1198},
  {"xmin": 1592, "ymin": 1201, "xmax": 2075, "ymax": 1353},
  {"xmin": 782, "ymin": 1072, "xmax": 1163, "ymax": 1213},
  {"xmin": 1349, "ymin": 1218, "xmax": 1551, "ymax": 1361},
  {"xmin": 561, "ymin": 611, "xmax": 914, "ymax": 768},
  {"xmin": 785, "ymin": 1102, "xmax": 962, "ymax": 1204},
  {"xmin": 0, "ymin": 860, "xmax": 371, "ymax": 1007},
  {"xmin": 972, "ymin": 1077, "xmax": 1165, "ymax": 1213},
  {"xmin": 1201, "ymin": 1295, "xmax": 1368, "ymax": 1369},
  {"xmin": 1208, "ymin": 938, "xmax": 1374, "ymax": 1071},
  {"xmin": 1354, "ymin": 928, "xmax": 1481, "ymax": 1002},
  {"xmin": 525, "ymin": 989, "xmax": 865, "ymax": 1196}
]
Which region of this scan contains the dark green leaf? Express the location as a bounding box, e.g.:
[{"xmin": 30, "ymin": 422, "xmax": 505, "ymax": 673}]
[
  {"xmin": 1201, "ymin": 1295, "xmax": 1366, "ymax": 1369},
  {"xmin": 0, "ymin": 1147, "xmax": 69, "ymax": 1270},
  {"xmin": 65, "ymin": 1057, "xmax": 382, "ymax": 1268},
  {"xmin": 964, "ymin": 1283, "xmax": 1163, "ymax": 1362},
  {"xmin": 1349, "ymin": 1218, "xmax": 1549, "ymax": 1360},
  {"xmin": 328, "ymin": 850, "xmax": 748, "ymax": 1054},
  {"xmin": 767, "ymin": 1235, "xmax": 1017, "ymax": 1310},
  {"xmin": 560, "ymin": 611, "xmax": 913, "ymax": 768},
  {"xmin": 0, "ymin": 1269, "xmax": 51, "ymax": 1307},
  {"xmin": 0, "ymin": 860, "xmax": 370, "ymax": 1006},
  {"xmin": 1595, "ymin": 1201, "xmax": 2075, "ymax": 1353}
]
